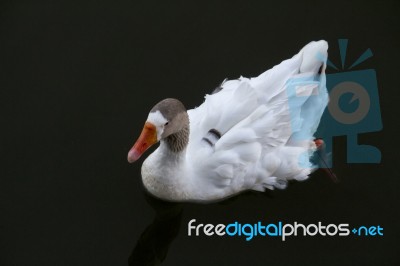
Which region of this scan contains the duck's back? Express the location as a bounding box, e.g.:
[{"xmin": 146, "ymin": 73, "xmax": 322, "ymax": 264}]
[{"xmin": 185, "ymin": 40, "xmax": 329, "ymax": 200}]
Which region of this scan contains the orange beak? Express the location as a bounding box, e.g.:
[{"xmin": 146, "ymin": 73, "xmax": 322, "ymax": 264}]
[{"xmin": 127, "ymin": 122, "xmax": 158, "ymax": 163}]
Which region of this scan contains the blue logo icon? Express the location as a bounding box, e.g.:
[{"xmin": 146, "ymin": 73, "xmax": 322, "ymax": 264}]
[
  {"xmin": 287, "ymin": 39, "xmax": 382, "ymax": 168},
  {"xmin": 317, "ymin": 39, "xmax": 382, "ymax": 165}
]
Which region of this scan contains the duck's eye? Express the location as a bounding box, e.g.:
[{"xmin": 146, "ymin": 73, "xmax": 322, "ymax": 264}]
[{"xmin": 164, "ymin": 122, "xmax": 169, "ymax": 126}]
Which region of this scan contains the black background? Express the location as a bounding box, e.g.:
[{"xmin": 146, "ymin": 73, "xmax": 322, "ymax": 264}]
[{"xmin": 1, "ymin": 1, "xmax": 399, "ymax": 265}]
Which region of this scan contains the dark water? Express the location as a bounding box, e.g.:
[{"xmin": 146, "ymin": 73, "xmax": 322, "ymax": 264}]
[{"xmin": 1, "ymin": 1, "xmax": 399, "ymax": 265}]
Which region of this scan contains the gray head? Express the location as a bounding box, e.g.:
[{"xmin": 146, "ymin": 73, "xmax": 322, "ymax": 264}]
[
  {"xmin": 127, "ymin": 98, "xmax": 189, "ymax": 163},
  {"xmin": 149, "ymin": 98, "xmax": 188, "ymax": 139}
]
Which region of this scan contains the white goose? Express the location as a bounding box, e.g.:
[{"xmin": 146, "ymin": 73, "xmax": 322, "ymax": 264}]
[{"xmin": 128, "ymin": 40, "xmax": 329, "ymax": 202}]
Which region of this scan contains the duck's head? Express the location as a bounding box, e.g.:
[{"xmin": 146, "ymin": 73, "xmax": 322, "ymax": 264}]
[{"xmin": 127, "ymin": 98, "xmax": 188, "ymax": 163}]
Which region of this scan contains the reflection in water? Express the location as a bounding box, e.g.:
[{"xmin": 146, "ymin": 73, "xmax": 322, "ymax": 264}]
[
  {"xmin": 128, "ymin": 188, "xmax": 274, "ymax": 265},
  {"xmin": 129, "ymin": 191, "xmax": 183, "ymax": 266}
]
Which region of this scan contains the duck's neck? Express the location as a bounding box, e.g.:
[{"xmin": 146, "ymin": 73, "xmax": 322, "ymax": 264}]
[
  {"xmin": 142, "ymin": 125, "xmax": 191, "ymax": 201},
  {"xmin": 162, "ymin": 125, "xmax": 190, "ymax": 154}
]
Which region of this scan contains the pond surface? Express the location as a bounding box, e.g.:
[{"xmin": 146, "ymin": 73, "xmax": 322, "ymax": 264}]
[{"xmin": 1, "ymin": 1, "xmax": 398, "ymax": 265}]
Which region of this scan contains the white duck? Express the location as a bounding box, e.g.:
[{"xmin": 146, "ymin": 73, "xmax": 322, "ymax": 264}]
[{"xmin": 128, "ymin": 40, "xmax": 329, "ymax": 202}]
